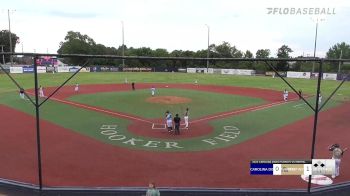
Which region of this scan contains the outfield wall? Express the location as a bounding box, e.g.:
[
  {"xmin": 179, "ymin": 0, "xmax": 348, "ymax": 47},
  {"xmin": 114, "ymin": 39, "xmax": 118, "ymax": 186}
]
[
  {"xmin": 186, "ymin": 68, "xmax": 254, "ymax": 75},
  {"xmin": 7, "ymin": 66, "xmax": 342, "ymax": 81}
]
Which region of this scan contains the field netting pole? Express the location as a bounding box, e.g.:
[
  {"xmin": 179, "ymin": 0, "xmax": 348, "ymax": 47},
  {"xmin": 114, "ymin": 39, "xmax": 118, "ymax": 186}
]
[
  {"xmin": 308, "ymin": 60, "xmax": 323, "ymax": 193},
  {"xmin": 33, "ymin": 55, "xmax": 43, "ymax": 190}
]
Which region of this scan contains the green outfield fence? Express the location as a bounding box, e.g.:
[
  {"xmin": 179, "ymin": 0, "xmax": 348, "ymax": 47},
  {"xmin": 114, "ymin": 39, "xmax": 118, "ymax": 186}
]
[{"xmin": 0, "ymin": 52, "xmax": 350, "ymax": 195}]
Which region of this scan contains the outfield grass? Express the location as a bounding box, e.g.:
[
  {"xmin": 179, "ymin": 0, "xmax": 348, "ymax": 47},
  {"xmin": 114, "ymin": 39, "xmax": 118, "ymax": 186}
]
[
  {"xmin": 68, "ymin": 88, "xmax": 264, "ymax": 119},
  {"xmin": 1, "ymin": 72, "xmax": 349, "ymax": 101}
]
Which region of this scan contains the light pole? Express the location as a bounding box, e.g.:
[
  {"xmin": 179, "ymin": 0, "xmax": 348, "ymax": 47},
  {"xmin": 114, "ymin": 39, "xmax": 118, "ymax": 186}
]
[
  {"xmin": 205, "ymin": 24, "xmax": 210, "ymax": 73},
  {"xmin": 338, "ymin": 49, "xmax": 343, "ymax": 74},
  {"xmin": 0, "ymin": 45, "xmax": 5, "ymax": 64},
  {"xmin": 311, "ymin": 18, "xmax": 324, "ymax": 73},
  {"xmin": 121, "ymin": 21, "xmax": 125, "ymax": 67},
  {"xmin": 7, "ymin": 9, "xmax": 15, "ymax": 64}
]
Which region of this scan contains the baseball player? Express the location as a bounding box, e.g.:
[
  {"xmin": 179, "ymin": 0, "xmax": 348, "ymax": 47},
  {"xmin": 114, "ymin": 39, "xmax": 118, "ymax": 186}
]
[
  {"xmin": 283, "ymin": 89, "xmax": 288, "ymax": 102},
  {"xmin": 19, "ymin": 88, "xmax": 25, "ymax": 99},
  {"xmin": 74, "ymin": 83, "xmax": 79, "ymax": 92},
  {"xmin": 151, "ymin": 86, "xmax": 156, "ymax": 96},
  {"xmin": 132, "ymin": 82, "xmax": 135, "ymax": 91},
  {"xmin": 39, "ymin": 85, "xmax": 45, "ymax": 98},
  {"xmin": 165, "ymin": 111, "xmax": 173, "ymax": 133},
  {"xmin": 328, "ymin": 143, "xmax": 348, "ymax": 178},
  {"xmin": 318, "ymin": 92, "xmax": 322, "ymax": 105},
  {"xmin": 184, "ymin": 107, "xmax": 189, "ymax": 129}
]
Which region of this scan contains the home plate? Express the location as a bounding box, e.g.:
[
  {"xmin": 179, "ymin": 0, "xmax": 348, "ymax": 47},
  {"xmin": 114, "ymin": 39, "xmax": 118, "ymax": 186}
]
[{"xmin": 301, "ymin": 175, "xmax": 333, "ymax": 185}]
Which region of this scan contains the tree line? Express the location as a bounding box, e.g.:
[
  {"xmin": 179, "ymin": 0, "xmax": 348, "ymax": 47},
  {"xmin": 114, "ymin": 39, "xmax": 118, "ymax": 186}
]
[{"xmin": 1, "ymin": 30, "xmax": 350, "ymax": 72}]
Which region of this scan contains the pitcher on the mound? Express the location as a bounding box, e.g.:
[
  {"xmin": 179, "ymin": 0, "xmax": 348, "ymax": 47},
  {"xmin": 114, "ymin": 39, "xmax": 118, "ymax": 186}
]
[{"xmin": 184, "ymin": 107, "xmax": 189, "ymax": 129}]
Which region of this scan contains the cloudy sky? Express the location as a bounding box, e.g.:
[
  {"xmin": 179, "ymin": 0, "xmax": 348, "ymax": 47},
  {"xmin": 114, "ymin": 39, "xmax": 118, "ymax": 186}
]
[{"xmin": 1, "ymin": 0, "xmax": 349, "ymax": 57}]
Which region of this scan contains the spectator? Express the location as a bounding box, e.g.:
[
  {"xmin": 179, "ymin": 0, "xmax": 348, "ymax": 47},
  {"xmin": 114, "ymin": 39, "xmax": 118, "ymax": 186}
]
[{"xmin": 146, "ymin": 182, "xmax": 160, "ymax": 196}]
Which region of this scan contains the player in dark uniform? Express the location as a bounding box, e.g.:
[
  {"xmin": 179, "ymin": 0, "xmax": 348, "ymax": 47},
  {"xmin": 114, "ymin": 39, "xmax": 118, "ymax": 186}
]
[
  {"xmin": 131, "ymin": 82, "xmax": 135, "ymax": 90},
  {"xmin": 174, "ymin": 114, "xmax": 181, "ymax": 135}
]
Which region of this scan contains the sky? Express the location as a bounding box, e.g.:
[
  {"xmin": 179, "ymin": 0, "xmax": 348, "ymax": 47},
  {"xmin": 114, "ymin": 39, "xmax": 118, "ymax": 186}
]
[{"xmin": 1, "ymin": 0, "xmax": 349, "ymax": 57}]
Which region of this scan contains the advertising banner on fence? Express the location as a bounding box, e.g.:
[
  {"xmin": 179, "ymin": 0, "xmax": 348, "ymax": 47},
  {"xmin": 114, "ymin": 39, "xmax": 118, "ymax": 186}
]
[
  {"xmin": 337, "ymin": 74, "xmax": 350, "ymax": 81},
  {"xmin": 221, "ymin": 69, "xmax": 233, "ymax": 75},
  {"xmin": 221, "ymin": 69, "xmax": 255, "ymax": 76},
  {"xmin": 80, "ymin": 67, "xmax": 90, "ymax": 72},
  {"xmin": 69, "ymin": 66, "xmax": 81, "ymax": 72},
  {"xmin": 57, "ymin": 66, "xmax": 70, "ymax": 73},
  {"xmin": 10, "ymin": 67, "xmax": 23, "ymax": 73},
  {"xmin": 23, "ymin": 66, "xmax": 34, "ymax": 73},
  {"xmin": 186, "ymin": 68, "xmax": 196, "ymax": 73},
  {"xmin": 195, "ymin": 68, "xmax": 209, "ymax": 73},
  {"xmin": 37, "ymin": 66, "xmax": 46, "ymax": 73},
  {"xmin": 322, "ymin": 73, "xmax": 337, "ymax": 80},
  {"xmin": 110, "ymin": 67, "xmax": 119, "ymax": 72},
  {"xmin": 287, "ymin": 71, "xmax": 311, "ymax": 79},
  {"xmin": 46, "ymin": 67, "xmax": 55, "ymax": 73},
  {"xmin": 266, "ymin": 71, "xmax": 287, "ymax": 77}
]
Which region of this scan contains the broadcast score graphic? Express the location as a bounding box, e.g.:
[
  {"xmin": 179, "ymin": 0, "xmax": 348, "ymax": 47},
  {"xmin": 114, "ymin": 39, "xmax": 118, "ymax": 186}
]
[{"xmin": 250, "ymin": 159, "xmax": 335, "ymax": 176}]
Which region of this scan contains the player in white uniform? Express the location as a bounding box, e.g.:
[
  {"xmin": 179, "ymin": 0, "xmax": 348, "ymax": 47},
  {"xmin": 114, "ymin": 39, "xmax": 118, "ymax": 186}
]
[
  {"xmin": 39, "ymin": 85, "xmax": 45, "ymax": 98},
  {"xmin": 75, "ymin": 83, "xmax": 79, "ymax": 92},
  {"xmin": 329, "ymin": 143, "xmax": 347, "ymax": 178},
  {"xmin": 19, "ymin": 88, "xmax": 25, "ymax": 99},
  {"xmin": 184, "ymin": 108, "xmax": 189, "ymax": 129},
  {"xmin": 165, "ymin": 111, "xmax": 173, "ymax": 132},
  {"xmin": 151, "ymin": 86, "xmax": 156, "ymax": 96},
  {"xmin": 318, "ymin": 93, "xmax": 322, "ymax": 105},
  {"xmin": 283, "ymin": 89, "xmax": 288, "ymax": 102}
]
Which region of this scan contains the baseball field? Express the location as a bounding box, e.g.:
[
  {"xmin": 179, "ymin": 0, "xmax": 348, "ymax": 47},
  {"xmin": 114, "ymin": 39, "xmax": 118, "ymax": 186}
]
[{"xmin": 0, "ymin": 72, "xmax": 349, "ymax": 189}]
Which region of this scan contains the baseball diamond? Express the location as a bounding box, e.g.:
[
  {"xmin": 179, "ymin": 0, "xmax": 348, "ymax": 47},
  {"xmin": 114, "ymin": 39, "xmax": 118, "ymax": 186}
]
[{"xmin": 0, "ymin": 72, "xmax": 349, "ymax": 190}]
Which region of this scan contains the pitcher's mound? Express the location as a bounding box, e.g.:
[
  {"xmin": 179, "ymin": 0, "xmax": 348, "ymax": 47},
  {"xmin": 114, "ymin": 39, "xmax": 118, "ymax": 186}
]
[{"xmin": 146, "ymin": 96, "xmax": 191, "ymax": 104}]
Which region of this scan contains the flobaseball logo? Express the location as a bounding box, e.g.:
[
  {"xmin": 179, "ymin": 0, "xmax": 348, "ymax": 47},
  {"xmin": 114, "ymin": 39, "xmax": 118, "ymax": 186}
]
[{"xmin": 267, "ymin": 8, "xmax": 336, "ymax": 15}]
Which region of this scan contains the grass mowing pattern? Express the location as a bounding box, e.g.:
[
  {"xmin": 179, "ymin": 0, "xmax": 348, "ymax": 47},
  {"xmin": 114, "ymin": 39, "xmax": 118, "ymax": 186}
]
[
  {"xmin": 68, "ymin": 88, "xmax": 265, "ymax": 119},
  {"xmin": 0, "ymin": 91, "xmax": 341, "ymax": 152}
]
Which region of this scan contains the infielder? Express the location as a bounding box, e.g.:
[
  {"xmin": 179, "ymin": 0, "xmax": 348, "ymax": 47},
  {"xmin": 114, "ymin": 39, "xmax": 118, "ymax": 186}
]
[
  {"xmin": 75, "ymin": 83, "xmax": 79, "ymax": 92},
  {"xmin": 283, "ymin": 89, "xmax": 288, "ymax": 102},
  {"xmin": 151, "ymin": 86, "xmax": 156, "ymax": 96},
  {"xmin": 328, "ymin": 143, "xmax": 347, "ymax": 178},
  {"xmin": 165, "ymin": 111, "xmax": 173, "ymax": 132},
  {"xmin": 39, "ymin": 85, "xmax": 45, "ymax": 98},
  {"xmin": 184, "ymin": 107, "xmax": 189, "ymax": 129}
]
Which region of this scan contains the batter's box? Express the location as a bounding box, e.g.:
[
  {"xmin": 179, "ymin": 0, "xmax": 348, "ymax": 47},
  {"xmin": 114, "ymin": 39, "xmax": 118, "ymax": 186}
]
[{"xmin": 152, "ymin": 123, "xmax": 166, "ymax": 130}]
